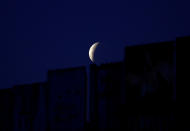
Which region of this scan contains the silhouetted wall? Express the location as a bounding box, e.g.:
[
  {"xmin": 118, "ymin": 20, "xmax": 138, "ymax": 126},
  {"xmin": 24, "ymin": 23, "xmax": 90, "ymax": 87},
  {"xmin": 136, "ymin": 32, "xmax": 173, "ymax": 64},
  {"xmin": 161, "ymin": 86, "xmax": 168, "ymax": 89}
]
[
  {"xmin": 0, "ymin": 88, "xmax": 14, "ymax": 131},
  {"xmin": 90, "ymin": 62, "xmax": 125, "ymax": 130},
  {"xmin": 47, "ymin": 67, "xmax": 87, "ymax": 131},
  {"xmin": 124, "ymin": 41, "xmax": 176, "ymax": 131},
  {"xmin": 13, "ymin": 83, "xmax": 47, "ymax": 131}
]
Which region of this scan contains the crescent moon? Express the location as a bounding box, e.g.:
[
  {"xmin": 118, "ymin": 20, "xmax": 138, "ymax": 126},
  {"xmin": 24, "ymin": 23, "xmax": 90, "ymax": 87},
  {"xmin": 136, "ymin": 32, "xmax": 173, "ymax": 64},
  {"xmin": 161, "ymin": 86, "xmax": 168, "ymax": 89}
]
[{"xmin": 89, "ymin": 42, "xmax": 100, "ymax": 63}]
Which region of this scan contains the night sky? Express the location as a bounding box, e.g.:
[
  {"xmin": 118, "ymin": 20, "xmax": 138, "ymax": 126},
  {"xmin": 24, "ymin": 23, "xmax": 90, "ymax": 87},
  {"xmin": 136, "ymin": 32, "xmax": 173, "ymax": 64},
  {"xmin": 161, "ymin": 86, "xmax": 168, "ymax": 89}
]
[{"xmin": 0, "ymin": 0, "xmax": 187, "ymax": 89}]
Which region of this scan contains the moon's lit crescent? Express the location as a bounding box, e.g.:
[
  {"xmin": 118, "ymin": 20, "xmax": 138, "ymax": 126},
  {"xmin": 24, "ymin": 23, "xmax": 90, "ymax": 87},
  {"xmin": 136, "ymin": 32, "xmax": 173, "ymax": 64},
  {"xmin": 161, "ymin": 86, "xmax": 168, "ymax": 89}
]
[{"xmin": 89, "ymin": 42, "xmax": 100, "ymax": 63}]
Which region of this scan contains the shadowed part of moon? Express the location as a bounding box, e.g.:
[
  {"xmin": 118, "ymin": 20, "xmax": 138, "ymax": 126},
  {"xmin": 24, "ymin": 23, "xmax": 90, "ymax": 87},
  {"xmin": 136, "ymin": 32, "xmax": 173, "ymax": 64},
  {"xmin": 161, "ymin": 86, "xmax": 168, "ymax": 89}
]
[{"xmin": 89, "ymin": 42, "xmax": 100, "ymax": 63}]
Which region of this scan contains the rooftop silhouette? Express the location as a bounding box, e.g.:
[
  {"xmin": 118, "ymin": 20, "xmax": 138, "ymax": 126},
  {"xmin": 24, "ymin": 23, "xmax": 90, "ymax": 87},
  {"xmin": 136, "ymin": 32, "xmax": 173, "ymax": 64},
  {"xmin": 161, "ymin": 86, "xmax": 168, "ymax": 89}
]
[{"xmin": 0, "ymin": 36, "xmax": 179, "ymax": 131}]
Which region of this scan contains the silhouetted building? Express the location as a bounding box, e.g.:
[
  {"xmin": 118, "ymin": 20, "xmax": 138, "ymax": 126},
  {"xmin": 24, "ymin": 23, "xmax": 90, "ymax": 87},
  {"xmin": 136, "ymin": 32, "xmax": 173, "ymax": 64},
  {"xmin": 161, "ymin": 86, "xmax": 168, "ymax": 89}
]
[
  {"xmin": 175, "ymin": 36, "xmax": 190, "ymax": 130},
  {"xmin": 0, "ymin": 37, "xmax": 179, "ymax": 131},
  {"xmin": 176, "ymin": 35, "xmax": 190, "ymax": 44},
  {"xmin": 47, "ymin": 67, "xmax": 87, "ymax": 131},
  {"xmin": 90, "ymin": 62, "xmax": 125, "ymax": 131},
  {"xmin": 89, "ymin": 41, "xmax": 176, "ymax": 131},
  {"xmin": 0, "ymin": 88, "xmax": 14, "ymax": 131},
  {"xmin": 13, "ymin": 83, "xmax": 47, "ymax": 131},
  {"xmin": 124, "ymin": 41, "xmax": 176, "ymax": 131}
]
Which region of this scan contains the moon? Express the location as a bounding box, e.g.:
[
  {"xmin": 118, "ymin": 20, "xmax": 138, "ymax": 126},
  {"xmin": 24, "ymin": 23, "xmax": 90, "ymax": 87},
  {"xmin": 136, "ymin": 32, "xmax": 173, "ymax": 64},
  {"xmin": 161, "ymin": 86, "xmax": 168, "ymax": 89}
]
[{"xmin": 89, "ymin": 42, "xmax": 100, "ymax": 63}]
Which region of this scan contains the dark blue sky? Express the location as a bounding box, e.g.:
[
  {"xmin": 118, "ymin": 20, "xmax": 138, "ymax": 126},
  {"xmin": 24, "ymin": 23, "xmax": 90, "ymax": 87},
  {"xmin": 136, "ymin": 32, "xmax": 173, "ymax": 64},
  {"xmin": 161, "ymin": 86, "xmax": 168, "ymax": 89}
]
[{"xmin": 0, "ymin": 0, "xmax": 187, "ymax": 89}]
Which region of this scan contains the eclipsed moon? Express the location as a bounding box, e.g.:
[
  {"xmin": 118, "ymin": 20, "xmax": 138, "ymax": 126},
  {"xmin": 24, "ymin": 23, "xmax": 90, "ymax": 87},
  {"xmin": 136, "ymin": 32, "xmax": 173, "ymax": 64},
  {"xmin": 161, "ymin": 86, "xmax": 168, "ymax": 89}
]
[{"xmin": 89, "ymin": 42, "xmax": 100, "ymax": 63}]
